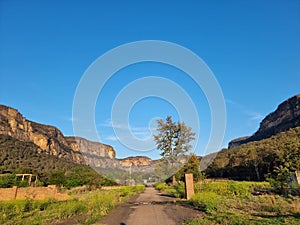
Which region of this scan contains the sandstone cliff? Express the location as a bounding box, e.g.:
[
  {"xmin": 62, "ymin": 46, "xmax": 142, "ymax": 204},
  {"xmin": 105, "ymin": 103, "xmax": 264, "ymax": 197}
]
[
  {"xmin": 229, "ymin": 94, "xmax": 300, "ymax": 148},
  {"xmin": 0, "ymin": 105, "xmax": 115, "ymax": 164},
  {"xmin": 65, "ymin": 137, "xmax": 115, "ymax": 159},
  {"xmin": 119, "ymin": 156, "xmax": 153, "ymax": 167}
]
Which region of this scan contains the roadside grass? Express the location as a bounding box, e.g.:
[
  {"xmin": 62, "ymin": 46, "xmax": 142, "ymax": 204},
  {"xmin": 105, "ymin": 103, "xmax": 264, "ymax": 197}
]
[
  {"xmin": 154, "ymin": 181, "xmax": 300, "ymax": 225},
  {"xmin": 0, "ymin": 185, "xmax": 145, "ymax": 225},
  {"xmin": 154, "ymin": 182, "xmax": 186, "ymax": 198}
]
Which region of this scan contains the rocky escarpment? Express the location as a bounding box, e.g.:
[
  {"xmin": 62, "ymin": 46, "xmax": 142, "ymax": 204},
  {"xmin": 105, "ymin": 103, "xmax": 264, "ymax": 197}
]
[
  {"xmin": 119, "ymin": 156, "xmax": 153, "ymax": 167},
  {"xmin": 0, "ymin": 105, "xmax": 115, "ymax": 164},
  {"xmin": 229, "ymin": 94, "xmax": 300, "ymax": 148},
  {"xmin": 228, "ymin": 136, "xmax": 250, "ymax": 149},
  {"xmin": 66, "ymin": 137, "xmax": 115, "ymax": 159}
]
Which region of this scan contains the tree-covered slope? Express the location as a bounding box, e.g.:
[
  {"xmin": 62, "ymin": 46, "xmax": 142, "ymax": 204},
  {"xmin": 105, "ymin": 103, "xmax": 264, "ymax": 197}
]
[
  {"xmin": 0, "ymin": 134, "xmax": 114, "ymax": 187},
  {"xmin": 205, "ymin": 127, "xmax": 300, "ymax": 181}
]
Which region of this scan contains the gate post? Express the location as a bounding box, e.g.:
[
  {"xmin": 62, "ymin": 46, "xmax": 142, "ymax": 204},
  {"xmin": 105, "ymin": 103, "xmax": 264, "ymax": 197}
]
[{"xmin": 184, "ymin": 173, "xmax": 195, "ymax": 200}]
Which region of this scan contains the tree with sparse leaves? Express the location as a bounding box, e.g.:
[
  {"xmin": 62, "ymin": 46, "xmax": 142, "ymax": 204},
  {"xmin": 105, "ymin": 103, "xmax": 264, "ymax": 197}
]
[{"xmin": 153, "ymin": 116, "xmax": 196, "ymax": 183}]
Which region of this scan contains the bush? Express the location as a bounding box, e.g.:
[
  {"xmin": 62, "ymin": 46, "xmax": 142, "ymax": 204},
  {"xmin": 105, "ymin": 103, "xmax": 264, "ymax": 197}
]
[
  {"xmin": 0, "ymin": 174, "xmax": 16, "ymax": 188},
  {"xmin": 153, "ymin": 182, "xmax": 168, "ymax": 191},
  {"xmin": 190, "ymin": 192, "xmax": 220, "ymax": 213},
  {"xmin": 194, "ymin": 181, "xmax": 270, "ymax": 197},
  {"xmin": 173, "ymin": 183, "xmax": 185, "ymax": 198}
]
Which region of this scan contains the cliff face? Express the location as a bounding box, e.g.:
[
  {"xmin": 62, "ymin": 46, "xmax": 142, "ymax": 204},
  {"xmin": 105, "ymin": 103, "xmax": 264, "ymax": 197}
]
[
  {"xmin": 119, "ymin": 156, "xmax": 153, "ymax": 167},
  {"xmin": 65, "ymin": 137, "xmax": 115, "ymax": 159},
  {"xmin": 228, "ymin": 136, "xmax": 250, "ymax": 149},
  {"xmin": 229, "ymin": 94, "xmax": 300, "ymax": 148},
  {"xmin": 0, "ymin": 105, "xmax": 115, "ymax": 164}
]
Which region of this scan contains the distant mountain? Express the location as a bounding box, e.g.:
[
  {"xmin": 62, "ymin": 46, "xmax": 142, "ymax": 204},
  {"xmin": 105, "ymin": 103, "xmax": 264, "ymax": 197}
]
[
  {"xmin": 205, "ymin": 94, "xmax": 300, "ymax": 181},
  {"xmin": 0, "ymin": 105, "xmax": 115, "ymax": 163},
  {"xmin": 205, "ymin": 126, "xmax": 300, "ymax": 180},
  {"xmin": 228, "ymin": 94, "xmax": 300, "ymax": 148},
  {"xmin": 0, "ymin": 134, "xmax": 116, "ymax": 187},
  {"xmin": 120, "ymin": 156, "xmax": 153, "ymax": 167},
  {"xmin": 0, "ymin": 104, "xmax": 155, "ymax": 184}
]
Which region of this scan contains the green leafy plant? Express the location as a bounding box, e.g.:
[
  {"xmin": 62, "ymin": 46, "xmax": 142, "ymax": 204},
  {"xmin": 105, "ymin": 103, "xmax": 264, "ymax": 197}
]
[{"xmin": 190, "ymin": 192, "xmax": 220, "ymax": 213}]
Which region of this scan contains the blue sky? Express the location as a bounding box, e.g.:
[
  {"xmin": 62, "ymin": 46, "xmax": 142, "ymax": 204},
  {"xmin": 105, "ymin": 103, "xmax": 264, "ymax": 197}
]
[{"xmin": 1, "ymin": 0, "xmax": 299, "ymax": 159}]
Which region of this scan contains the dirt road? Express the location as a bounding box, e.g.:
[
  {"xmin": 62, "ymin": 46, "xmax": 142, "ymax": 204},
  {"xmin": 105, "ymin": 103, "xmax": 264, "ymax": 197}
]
[{"xmin": 99, "ymin": 187, "xmax": 200, "ymax": 225}]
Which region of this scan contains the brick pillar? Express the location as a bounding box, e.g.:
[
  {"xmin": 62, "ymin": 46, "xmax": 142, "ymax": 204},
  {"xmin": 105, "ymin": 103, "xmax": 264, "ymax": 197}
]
[{"xmin": 184, "ymin": 173, "xmax": 195, "ymax": 200}]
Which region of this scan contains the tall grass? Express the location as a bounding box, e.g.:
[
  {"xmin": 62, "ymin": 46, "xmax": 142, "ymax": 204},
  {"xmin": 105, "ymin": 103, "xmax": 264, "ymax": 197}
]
[
  {"xmin": 0, "ymin": 185, "xmax": 145, "ymax": 225},
  {"xmin": 185, "ymin": 181, "xmax": 300, "ymax": 225},
  {"xmin": 154, "ymin": 180, "xmax": 300, "ymax": 225},
  {"xmin": 194, "ymin": 180, "xmax": 270, "ymax": 197},
  {"xmin": 190, "ymin": 191, "xmax": 220, "ymax": 213}
]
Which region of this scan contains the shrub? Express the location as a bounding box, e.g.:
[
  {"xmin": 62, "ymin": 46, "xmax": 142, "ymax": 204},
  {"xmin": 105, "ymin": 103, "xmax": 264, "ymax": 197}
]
[
  {"xmin": 0, "ymin": 174, "xmax": 16, "ymax": 188},
  {"xmin": 194, "ymin": 181, "xmax": 270, "ymax": 197},
  {"xmin": 174, "ymin": 183, "xmax": 185, "ymax": 198},
  {"xmin": 190, "ymin": 192, "xmax": 220, "ymax": 213},
  {"xmin": 154, "ymin": 182, "xmax": 168, "ymax": 191}
]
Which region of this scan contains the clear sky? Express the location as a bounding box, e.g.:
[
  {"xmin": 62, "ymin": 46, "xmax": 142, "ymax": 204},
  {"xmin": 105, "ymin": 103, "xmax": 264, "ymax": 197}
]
[{"xmin": 1, "ymin": 0, "xmax": 299, "ymax": 159}]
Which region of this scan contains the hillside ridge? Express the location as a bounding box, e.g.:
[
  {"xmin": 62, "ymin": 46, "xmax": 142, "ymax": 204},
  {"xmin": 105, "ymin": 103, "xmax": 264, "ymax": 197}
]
[
  {"xmin": 0, "ymin": 105, "xmax": 115, "ymax": 164},
  {"xmin": 229, "ymin": 94, "xmax": 300, "ymax": 148},
  {"xmin": 0, "ymin": 104, "xmax": 154, "ymax": 168}
]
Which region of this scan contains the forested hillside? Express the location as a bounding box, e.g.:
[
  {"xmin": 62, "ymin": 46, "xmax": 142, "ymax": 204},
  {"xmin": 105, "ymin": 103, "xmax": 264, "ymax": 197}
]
[
  {"xmin": 205, "ymin": 127, "xmax": 300, "ymax": 181},
  {"xmin": 0, "ymin": 135, "xmax": 114, "ymax": 188}
]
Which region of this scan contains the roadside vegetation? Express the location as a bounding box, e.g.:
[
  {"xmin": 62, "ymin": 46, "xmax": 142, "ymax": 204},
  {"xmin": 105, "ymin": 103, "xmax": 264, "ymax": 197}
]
[
  {"xmin": 152, "ymin": 117, "xmax": 300, "ymax": 224},
  {"xmin": 155, "ymin": 180, "xmax": 300, "ymax": 225},
  {"xmin": 205, "ymin": 127, "xmax": 300, "ymax": 182},
  {"xmin": 0, "ymin": 185, "xmax": 145, "ymax": 225}
]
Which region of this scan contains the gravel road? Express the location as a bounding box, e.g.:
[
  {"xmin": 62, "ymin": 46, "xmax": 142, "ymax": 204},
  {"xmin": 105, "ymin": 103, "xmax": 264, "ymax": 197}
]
[{"xmin": 99, "ymin": 187, "xmax": 200, "ymax": 225}]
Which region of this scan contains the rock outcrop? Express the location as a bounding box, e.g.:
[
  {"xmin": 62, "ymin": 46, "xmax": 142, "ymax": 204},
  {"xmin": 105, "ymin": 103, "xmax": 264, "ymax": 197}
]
[
  {"xmin": 228, "ymin": 136, "xmax": 250, "ymax": 149},
  {"xmin": 119, "ymin": 156, "xmax": 153, "ymax": 167},
  {"xmin": 66, "ymin": 137, "xmax": 115, "ymax": 159},
  {"xmin": 229, "ymin": 94, "xmax": 300, "ymax": 148},
  {"xmin": 0, "ymin": 105, "xmax": 115, "ymax": 164}
]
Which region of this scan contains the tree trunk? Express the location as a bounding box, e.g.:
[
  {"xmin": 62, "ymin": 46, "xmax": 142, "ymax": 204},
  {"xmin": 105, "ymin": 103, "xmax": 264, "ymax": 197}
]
[
  {"xmin": 172, "ymin": 175, "xmax": 178, "ymax": 185},
  {"xmin": 254, "ymin": 161, "xmax": 260, "ymax": 181}
]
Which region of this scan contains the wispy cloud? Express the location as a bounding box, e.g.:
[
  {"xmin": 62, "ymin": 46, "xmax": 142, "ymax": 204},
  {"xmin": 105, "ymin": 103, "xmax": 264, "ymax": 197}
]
[
  {"xmin": 225, "ymin": 98, "xmax": 238, "ymax": 106},
  {"xmin": 226, "ymin": 98, "xmax": 263, "ymax": 124},
  {"xmin": 68, "ymin": 117, "xmax": 79, "ymax": 122},
  {"xmin": 246, "ymin": 111, "xmax": 263, "ymax": 121},
  {"xmin": 105, "ymin": 135, "xmax": 119, "ymax": 141},
  {"xmin": 99, "ymin": 119, "xmax": 155, "ymax": 141}
]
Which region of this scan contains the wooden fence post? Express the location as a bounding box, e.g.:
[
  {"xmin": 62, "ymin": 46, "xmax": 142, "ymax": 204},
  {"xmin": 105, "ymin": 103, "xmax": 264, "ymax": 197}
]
[{"xmin": 184, "ymin": 173, "xmax": 195, "ymax": 200}]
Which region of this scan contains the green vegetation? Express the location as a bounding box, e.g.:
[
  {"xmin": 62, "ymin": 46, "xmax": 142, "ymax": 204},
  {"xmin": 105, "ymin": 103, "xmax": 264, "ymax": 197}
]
[
  {"xmin": 266, "ymin": 136, "xmax": 300, "ymax": 194},
  {"xmin": 153, "ymin": 116, "xmax": 196, "ymax": 183},
  {"xmin": 155, "ymin": 180, "xmax": 300, "ymax": 225},
  {"xmin": 154, "ymin": 182, "xmax": 186, "ymax": 198},
  {"xmin": 0, "ymin": 174, "xmax": 19, "ymax": 188},
  {"xmin": 175, "ymin": 154, "xmax": 205, "ymax": 182},
  {"xmin": 154, "ymin": 116, "xmax": 196, "ymax": 160},
  {"xmin": 0, "ymin": 185, "xmax": 145, "ymax": 225},
  {"xmin": 0, "ymin": 135, "xmax": 116, "ymax": 188},
  {"xmin": 206, "ymin": 127, "xmax": 300, "ymax": 183}
]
